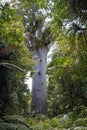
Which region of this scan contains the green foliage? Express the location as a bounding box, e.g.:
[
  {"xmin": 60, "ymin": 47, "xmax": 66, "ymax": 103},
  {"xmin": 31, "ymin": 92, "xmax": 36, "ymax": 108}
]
[
  {"xmin": 0, "ymin": 2, "xmax": 34, "ymax": 116},
  {"xmin": 32, "ymin": 114, "xmax": 48, "ymax": 121},
  {"xmin": 0, "ymin": 3, "xmax": 24, "ymax": 47},
  {"xmin": 3, "ymin": 115, "xmax": 31, "ymax": 128},
  {"xmin": 0, "ymin": 122, "xmax": 17, "ymax": 130},
  {"xmin": 48, "ymin": 1, "xmax": 87, "ymax": 112},
  {"xmin": 47, "ymin": 28, "xmax": 87, "ymax": 116},
  {"xmin": 69, "ymin": 0, "xmax": 87, "ymax": 22},
  {"xmin": 74, "ymin": 117, "xmax": 87, "ymax": 127},
  {"xmin": 0, "ymin": 115, "xmax": 32, "ymax": 130},
  {"xmin": 25, "ymin": 111, "xmax": 87, "ymax": 130},
  {"xmin": 20, "ymin": 0, "xmax": 48, "ymax": 9}
]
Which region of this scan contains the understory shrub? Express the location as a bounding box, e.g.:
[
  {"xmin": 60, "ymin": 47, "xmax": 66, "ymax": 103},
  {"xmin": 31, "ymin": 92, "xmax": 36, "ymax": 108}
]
[
  {"xmin": 0, "ymin": 112, "xmax": 87, "ymax": 130},
  {"xmin": 0, "ymin": 115, "xmax": 32, "ymax": 130}
]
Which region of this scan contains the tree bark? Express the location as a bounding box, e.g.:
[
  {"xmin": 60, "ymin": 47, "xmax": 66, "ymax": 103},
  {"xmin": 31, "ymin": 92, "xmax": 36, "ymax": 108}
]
[
  {"xmin": 31, "ymin": 47, "xmax": 48, "ymax": 114},
  {"xmin": 27, "ymin": 13, "xmax": 50, "ymax": 114},
  {"xmin": 0, "ymin": 66, "xmax": 10, "ymax": 116}
]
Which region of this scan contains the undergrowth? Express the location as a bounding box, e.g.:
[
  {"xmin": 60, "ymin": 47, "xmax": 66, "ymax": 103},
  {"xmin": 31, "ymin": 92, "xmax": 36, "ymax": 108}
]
[{"xmin": 0, "ymin": 107, "xmax": 87, "ymax": 130}]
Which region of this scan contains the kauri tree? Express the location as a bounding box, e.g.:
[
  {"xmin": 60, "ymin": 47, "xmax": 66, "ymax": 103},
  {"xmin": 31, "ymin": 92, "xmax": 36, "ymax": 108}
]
[{"xmin": 22, "ymin": 1, "xmax": 52, "ymax": 114}]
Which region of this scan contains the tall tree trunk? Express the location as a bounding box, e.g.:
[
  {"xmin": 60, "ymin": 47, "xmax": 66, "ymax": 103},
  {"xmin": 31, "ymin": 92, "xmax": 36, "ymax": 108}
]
[
  {"xmin": 27, "ymin": 12, "xmax": 51, "ymax": 114},
  {"xmin": 31, "ymin": 47, "xmax": 48, "ymax": 114},
  {"xmin": 0, "ymin": 66, "xmax": 10, "ymax": 116}
]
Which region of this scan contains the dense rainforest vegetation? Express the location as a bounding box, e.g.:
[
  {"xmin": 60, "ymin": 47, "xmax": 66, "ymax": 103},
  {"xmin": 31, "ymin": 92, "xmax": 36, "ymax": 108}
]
[{"xmin": 0, "ymin": 0, "xmax": 87, "ymax": 130}]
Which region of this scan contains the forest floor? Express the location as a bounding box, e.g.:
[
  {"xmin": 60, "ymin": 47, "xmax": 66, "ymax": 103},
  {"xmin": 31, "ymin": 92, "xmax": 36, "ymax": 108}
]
[{"xmin": 0, "ymin": 110, "xmax": 87, "ymax": 130}]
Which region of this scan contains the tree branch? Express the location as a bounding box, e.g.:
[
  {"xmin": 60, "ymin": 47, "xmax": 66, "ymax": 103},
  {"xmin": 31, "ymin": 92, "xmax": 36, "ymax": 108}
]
[{"xmin": 0, "ymin": 62, "xmax": 26, "ymax": 72}]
